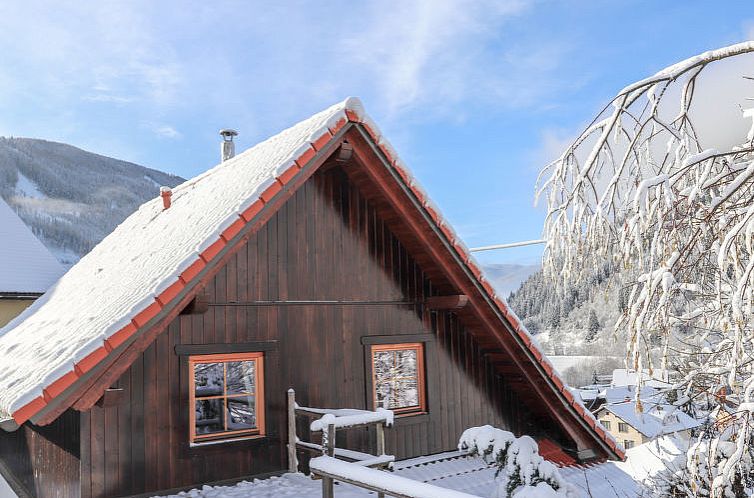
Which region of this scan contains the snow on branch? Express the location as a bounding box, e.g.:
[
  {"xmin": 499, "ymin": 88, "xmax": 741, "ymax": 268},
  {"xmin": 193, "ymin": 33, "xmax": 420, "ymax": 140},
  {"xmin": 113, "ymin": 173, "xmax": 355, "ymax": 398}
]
[
  {"xmin": 537, "ymin": 42, "xmax": 754, "ymax": 497},
  {"xmin": 458, "ymin": 426, "xmax": 578, "ymax": 497}
]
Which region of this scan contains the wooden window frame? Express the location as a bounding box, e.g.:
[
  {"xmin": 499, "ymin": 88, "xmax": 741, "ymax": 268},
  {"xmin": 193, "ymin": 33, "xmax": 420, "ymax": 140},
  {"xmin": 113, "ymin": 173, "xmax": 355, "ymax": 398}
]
[
  {"xmin": 188, "ymin": 352, "xmax": 266, "ymax": 444},
  {"xmin": 370, "ymin": 342, "xmax": 427, "ymax": 416},
  {"xmin": 601, "ymin": 420, "xmax": 611, "ymax": 431},
  {"xmin": 618, "ymin": 422, "xmax": 629, "ymax": 433}
]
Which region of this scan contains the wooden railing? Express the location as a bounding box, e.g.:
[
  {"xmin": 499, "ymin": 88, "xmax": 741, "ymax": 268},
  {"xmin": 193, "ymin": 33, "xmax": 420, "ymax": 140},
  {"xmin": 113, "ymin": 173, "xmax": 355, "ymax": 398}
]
[{"xmin": 286, "ymin": 389, "xmax": 479, "ymax": 498}]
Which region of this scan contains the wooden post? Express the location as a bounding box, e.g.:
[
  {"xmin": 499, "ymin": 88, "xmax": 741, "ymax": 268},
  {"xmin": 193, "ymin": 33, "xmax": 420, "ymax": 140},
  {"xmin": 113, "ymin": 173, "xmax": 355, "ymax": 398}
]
[
  {"xmin": 322, "ymin": 423, "xmax": 336, "ymax": 498},
  {"xmin": 376, "ymin": 422, "xmax": 385, "ymax": 498},
  {"xmin": 287, "ymin": 389, "xmax": 298, "ymax": 473}
]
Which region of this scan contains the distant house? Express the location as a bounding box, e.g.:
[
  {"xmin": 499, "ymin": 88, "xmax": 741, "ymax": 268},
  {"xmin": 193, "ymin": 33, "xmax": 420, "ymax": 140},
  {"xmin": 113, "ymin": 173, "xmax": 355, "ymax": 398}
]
[
  {"xmin": 611, "ymin": 368, "xmax": 670, "ymax": 389},
  {"xmin": 0, "ymin": 99, "xmax": 622, "ymax": 498},
  {"xmin": 595, "ymin": 401, "xmax": 700, "ymax": 449},
  {"xmin": 0, "ymin": 197, "xmax": 63, "ymax": 327}
]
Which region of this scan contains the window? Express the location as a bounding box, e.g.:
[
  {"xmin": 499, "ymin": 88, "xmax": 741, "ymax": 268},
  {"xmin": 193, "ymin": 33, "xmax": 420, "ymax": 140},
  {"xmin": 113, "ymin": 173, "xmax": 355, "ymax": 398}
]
[
  {"xmin": 618, "ymin": 422, "xmax": 629, "ymax": 433},
  {"xmin": 371, "ymin": 343, "xmax": 426, "ymax": 415},
  {"xmin": 189, "ymin": 352, "xmax": 265, "ymax": 443},
  {"xmin": 601, "ymin": 420, "xmax": 611, "ymax": 431},
  {"xmin": 623, "ymin": 440, "xmax": 635, "ymax": 449}
]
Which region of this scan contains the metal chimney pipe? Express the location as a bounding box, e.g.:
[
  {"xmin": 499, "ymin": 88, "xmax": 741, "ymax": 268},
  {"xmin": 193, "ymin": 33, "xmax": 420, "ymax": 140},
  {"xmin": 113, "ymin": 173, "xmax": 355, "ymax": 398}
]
[{"xmin": 219, "ymin": 129, "xmax": 238, "ymax": 162}]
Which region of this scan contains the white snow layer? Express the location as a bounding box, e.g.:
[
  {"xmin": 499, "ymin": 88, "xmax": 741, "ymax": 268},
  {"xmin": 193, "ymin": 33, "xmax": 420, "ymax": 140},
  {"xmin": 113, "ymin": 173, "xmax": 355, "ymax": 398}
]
[
  {"xmin": 0, "ymin": 196, "xmax": 63, "ymax": 294},
  {"xmin": 0, "ymin": 98, "xmax": 366, "ymax": 420},
  {"xmin": 154, "ymin": 443, "xmax": 672, "ymax": 498}
]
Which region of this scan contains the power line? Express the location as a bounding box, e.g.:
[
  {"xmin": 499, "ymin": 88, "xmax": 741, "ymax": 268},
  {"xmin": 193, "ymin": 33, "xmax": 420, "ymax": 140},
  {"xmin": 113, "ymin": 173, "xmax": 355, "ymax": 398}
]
[{"xmin": 469, "ymin": 239, "xmax": 546, "ymax": 253}]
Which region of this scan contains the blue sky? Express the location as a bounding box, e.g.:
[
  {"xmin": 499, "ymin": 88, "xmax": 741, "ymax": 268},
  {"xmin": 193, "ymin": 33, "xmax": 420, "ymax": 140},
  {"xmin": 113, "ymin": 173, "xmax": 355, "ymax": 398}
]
[{"xmin": 0, "ymin": 1, "xmax": 752, "ymax": 265}]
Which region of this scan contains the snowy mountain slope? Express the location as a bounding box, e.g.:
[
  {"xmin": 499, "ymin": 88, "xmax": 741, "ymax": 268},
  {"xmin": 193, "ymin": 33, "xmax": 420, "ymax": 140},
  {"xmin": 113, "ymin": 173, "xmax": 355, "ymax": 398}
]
[
  {"xmin": 507, "ymin": 267, "xmax": 625, "ymax": 355},
  {"xmin": 0, "ymin": 137, "xmax": 183, "ymax": 265}
]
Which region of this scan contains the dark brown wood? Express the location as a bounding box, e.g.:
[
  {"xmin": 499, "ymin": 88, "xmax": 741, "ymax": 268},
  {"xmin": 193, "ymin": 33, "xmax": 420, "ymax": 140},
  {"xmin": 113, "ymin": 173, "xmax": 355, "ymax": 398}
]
[
  {"xmin": 174, "ymin": 341, "xmax": 278, "ymax": 355},
  {"xmin": 360, "ymin": 334, "xmax": 434, "ymax": 345},
  {"xmin": 425, "ymin": 295, "xmax": 469, "ymax": 310},
  {"xmin": 0, "ymin": 410, "xmax": 80, "ymax": 498},
  {"xmin": 336, "ymin": 142, "xmax": 354, "ymax": 163},
  {"xmin": 95, "ymin": 388, "xmax": 125, "ymax": 408},
  {"xmin": 179, "ymin": 292, "xmax": 210, "ymax": 315},
  {"xmin": 69, "ymin": 160, "xmax": 542, "ymax": 497}
]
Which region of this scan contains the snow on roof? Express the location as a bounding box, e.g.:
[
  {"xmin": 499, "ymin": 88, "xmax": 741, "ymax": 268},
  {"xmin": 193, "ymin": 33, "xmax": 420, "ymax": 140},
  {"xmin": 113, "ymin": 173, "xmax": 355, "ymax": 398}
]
[
  {"xmin": 0, "ymin": 197, "xmax": 63, "ymax": 294},
  {"xmin": 601, "ymin": 401, "xmax": 701, "ymax": 439},
  {"xmin": 0, "ymin": 98, "xmax": 363, "ymax": 422},
  {"xmin": 611, "ymin": 369, "xmax": 670, "ymax": 389},
  {"xmin": 604, "ymin": 385, "xmax": 662, "ymax": 404},
  {"xmin": 0, "ymin": 98, "xmax": 621, "ymax": 459}
]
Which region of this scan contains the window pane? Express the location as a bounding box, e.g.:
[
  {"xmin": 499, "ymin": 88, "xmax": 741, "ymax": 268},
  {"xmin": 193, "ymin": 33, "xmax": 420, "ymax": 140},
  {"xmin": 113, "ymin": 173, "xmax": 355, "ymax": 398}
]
[
  {"xmin": 226, "ymin": 361, "xmax": 255, "ymax": 395},
  {"xmin": 395, "ymin": 378, "xmax": 419, "ymax": 407},
  {"xmin": 227, "ymin": 396, "xmax": 256, "ymax": 430},
  {"xmin": 195, "ymin": 399, "xmax": 224, "ymax": 435},
  {"xmin": 373, "ymin": 347, "xmax": 421, "ymax": 410},
  {"xmin": 194, "ymin": 362, "xmax": 224, "ymax": 397}
]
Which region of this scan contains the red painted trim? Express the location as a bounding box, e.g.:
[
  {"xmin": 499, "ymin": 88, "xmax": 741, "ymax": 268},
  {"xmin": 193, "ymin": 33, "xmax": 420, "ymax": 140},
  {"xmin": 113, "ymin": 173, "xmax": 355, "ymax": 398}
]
[
  {"xmin": 156, "ymin": 280, "xmax": 185, "ymax": 307},
  {"xmin": 180, "ymin": 259, "xmax": 206, "ymax": 284},
  {"xmin": 276, "ymin": 164, "xmax": 299, "ymax": 185},
  {"xmin": 294, "ymin": 147, "xmax": 316, "ymax": 168},
  {"xmin": 221, "ymin": 217, "xmax": 246, "ymax": 242},
  {"xmin": 200, "ymin": 238, "xmax": 227, "ymax": 263},
  {"xmin": 76, "ymin": 346, "xmax": 109, "ymax": 374},
  {"xmin": 312, "ymin": 131, "xmax": 333, "ymax": 151},
  {"xmin": 395, "ymin": 167, "xmax": 413, "ymax": 187},
  {"xmin": 131, "ymin": 301, "xmax": 163, "ymax": 328},
  {"xmin": 240, "ymin": 200, "xmax": 265, "ymax": 222},
  {"xmin": 12, "ymin": 396, "xmax": 46, "ymax": 425},
  {"xmin": 260, "ymin": 181, "xmax": 282, "ymax": 203},
  {"xmin": 43, "ymin": 371, "xmax": 79, "ymax": 399},
  {"xmin": 328, "ymin": 117, "xmax": 347, "ymax": 135},
  {"xmin": 106, "ymin": 322, "xmax": 138, "ymax": 350},
  {"xmin": 345, "ymin": 109, "xmax": 360, "ymax": 123}
]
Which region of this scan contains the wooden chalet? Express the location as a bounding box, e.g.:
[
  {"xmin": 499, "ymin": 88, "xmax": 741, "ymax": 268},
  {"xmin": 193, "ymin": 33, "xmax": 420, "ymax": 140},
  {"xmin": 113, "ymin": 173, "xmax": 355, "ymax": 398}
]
[{"xmin": 0, "ymin": 99, "xmax": 622, "ymax": 498}]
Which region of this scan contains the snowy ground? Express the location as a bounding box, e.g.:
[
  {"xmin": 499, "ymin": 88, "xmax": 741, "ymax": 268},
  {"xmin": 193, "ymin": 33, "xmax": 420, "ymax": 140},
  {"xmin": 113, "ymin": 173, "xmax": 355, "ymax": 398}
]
[{"xmin": 155, "ymin": 438, "xmax": 688, "ymax": 498}]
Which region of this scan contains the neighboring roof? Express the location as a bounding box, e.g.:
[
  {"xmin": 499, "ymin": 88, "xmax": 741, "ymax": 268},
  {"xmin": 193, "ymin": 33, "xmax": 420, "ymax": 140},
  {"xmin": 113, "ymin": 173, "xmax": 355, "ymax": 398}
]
[
  {"xmin": 600, "ymin": 401, "xmax": 701, "ymax": 439},
  {"xmin": 605, "ymin": 385, "xmax": 662, "ymax": 404},
  {"xmin": 0, "ymin": 98, "xmax": 622, "ymax": 459},
  {"xmin": 611, "ymin": 369, "xmax": 670, "ymax": 389},
  {"xmin": 0, "ymin": 197, "xmax": 63, "ymax": 294}
]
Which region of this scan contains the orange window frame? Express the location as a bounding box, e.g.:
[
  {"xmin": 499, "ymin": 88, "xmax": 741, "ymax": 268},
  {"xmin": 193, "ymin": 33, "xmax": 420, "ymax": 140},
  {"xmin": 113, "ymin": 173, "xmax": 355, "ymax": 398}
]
[
  {"xmin": 188, "ymin": 352, "xmax": 265, "ymax": 443},
  {"xmin": 370, "ymin": 343, "xmax": 427, "ymax": 415}
]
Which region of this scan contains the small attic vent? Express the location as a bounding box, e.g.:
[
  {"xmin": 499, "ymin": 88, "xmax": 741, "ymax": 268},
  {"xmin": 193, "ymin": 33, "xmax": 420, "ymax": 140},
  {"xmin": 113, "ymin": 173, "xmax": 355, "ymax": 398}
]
[
  {"xmin": 220, "ymin": 129, "xmax": 239, "ymax": 162},
  {"xmin": 160, "ymin": 186, "xmax": 172, "ymax": 210}
]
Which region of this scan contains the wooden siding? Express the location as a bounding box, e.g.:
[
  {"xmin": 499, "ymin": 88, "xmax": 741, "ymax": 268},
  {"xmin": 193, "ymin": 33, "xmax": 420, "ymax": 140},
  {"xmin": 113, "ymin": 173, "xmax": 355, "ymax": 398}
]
[
  {"xmin": 79, "ymin": 164, "xmax": 565, "ymax": 497},
  {"xmin": 0, "ymin": 409, "xmax": 80, "ymax": 498}
]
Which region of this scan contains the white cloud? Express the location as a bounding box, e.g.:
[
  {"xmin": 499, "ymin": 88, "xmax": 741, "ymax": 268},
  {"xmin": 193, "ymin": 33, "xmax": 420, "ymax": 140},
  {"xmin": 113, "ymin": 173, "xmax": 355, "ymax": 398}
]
[{"xmin": 143, "ymin": 122, "xmax": 182, "ymax": 139}]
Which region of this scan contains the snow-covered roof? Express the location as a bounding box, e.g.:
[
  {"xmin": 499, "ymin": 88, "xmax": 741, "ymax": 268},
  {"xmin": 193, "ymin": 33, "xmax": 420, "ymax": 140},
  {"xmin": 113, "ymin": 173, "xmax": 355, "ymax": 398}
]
[
  {"xmin": 601, "ymin": 401, "xmax": 701, "ymax": 439},
  {"xmin": 611, "ymin": 369, "xmax": 670, "ymax": 389},
  {"xmin": 604, "ymin": 385, "xmax": 662, "ymax": 404},
  {"xmin": 0, "ymin": 98, "xmax": 622, "ymax": 459},
  {"xmin": 0, "ymin": 197, "xmax": 63, "ymax": 294}
]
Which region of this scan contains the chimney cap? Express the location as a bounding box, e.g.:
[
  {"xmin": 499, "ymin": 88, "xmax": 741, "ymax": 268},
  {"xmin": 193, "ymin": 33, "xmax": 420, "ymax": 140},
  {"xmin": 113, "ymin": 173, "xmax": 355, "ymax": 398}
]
[{"xmin": 219, "ymin": 129, "xmax": 239, "ymax": 140}]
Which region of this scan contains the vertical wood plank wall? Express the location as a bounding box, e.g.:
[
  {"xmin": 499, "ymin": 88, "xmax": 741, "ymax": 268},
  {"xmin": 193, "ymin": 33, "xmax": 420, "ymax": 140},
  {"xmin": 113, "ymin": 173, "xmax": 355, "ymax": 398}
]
[
  {"xmin": 0, "ymin": 410, "xmax": 80, "ymax": 498},
  {"xmin": 78, "ymin": 166, "xmax": 538, "ymax": 497}
]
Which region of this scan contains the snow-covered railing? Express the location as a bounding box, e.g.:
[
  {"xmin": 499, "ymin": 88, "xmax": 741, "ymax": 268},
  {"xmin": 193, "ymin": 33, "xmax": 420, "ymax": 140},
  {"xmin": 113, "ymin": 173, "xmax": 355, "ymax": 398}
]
[
  {"xmin": 287, "ymin": 389, "xmax": 395, "ymax": 473},
  {"xmin": 310, "ymin": 456, "xmax": 480, "ymax": 498}
]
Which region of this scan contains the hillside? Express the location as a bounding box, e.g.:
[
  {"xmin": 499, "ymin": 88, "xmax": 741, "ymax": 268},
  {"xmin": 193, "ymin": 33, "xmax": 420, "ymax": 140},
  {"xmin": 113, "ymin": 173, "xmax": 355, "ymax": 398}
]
[
  {"xmin": 507, "ymin": 266, "xmax": 626, "ymax": 356},
  {"xmin": 0, "ymin": 137, "xmax": 183, "ymax": 265}
]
